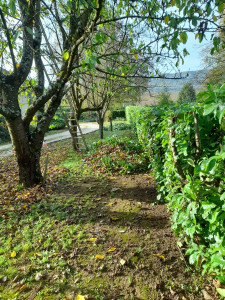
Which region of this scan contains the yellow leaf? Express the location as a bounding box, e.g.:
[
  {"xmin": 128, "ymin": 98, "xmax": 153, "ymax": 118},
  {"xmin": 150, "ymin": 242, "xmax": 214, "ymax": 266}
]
[
  {"xmin": 170, "ymin": 0, "xmax": 175, "ymax": 6},
  {"xmin": 110, "ymin": 216, "xmax": 119, "ymax": 221},
  {"xmin": 34, "ymin": 252, "xmax": 41, "ymax": 258},
  {"xmin": 195, "ymin": 33, "xmax": 199, "ymax": 39},
  {"xmin": 63, "ymin": 51, "xmax": 69, "ymax": 61},
  {"xmin": 108, "ymin": 248, "xmax": 116, "ymax": 252},
  {"xmin": 121, "ymin": 73, "xmax": 125, "ymax": 76},
  {"xmin": 179, "ymin": 34, "xmax": 183, "ymax": 43},
  {"xmin": 16, "ymin": 63, "xmax": 21, "ymax": 68},
  {"xmin": 77, "ymin": 296, "xmax": 85, "ymax": 300},
  {"xmin": 107, "ymin": 202, "xmax": 113, "ymax": 206},
  {"xmin": 130, "ymin": 31, "xmax": 132, "ymax": 35},
  {"xmin": 145, "ymin": 216, "xmax": 151, "ymax": 219},
  {"xmin": 164, "ymin": 15, "xmax": 169, "ymax": 25},
  {"xmin": 11, "ymin": 251, "xmax": 16, "ymax": 258},
  {"xmin": 89, "ymin": 238, "xmax": 97, "ymax": 242},
  {"xmin": 134, "ymin": 53, "xmax": 138, "ymax": 60},
  {"xmin": 213, "ymin": 16, "xmax": 217, "ymax": 22},
  {"xmin": 122, "ymin": 182, "xmax": 126, "ymax": 185},
  {"xmin": 109, "ymin": 176, "xmax": 116, "ymax": 180},
  {"xmin": 120, "ymin": 258, "xmax": 126, "ymax": 265},
  {"xmin": 95, "ymin": 254, "xmax": 105, "ymax": 259}
]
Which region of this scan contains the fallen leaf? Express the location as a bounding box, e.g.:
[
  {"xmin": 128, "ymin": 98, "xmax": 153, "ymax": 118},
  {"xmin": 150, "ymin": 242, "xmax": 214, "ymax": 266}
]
[
  {"xmin": 11, "ymin": 251, "xmax": 16, "ymax": 258},
  {"xmin": 120, "ymin": 258, "xmax": 126, "ymax": 265},
  {"xmin": 153, "ymin": 254, "xmax": 165, "ymax": 261},
  {"xmin": 145, "ymin": 215, "xmax": 151, "ymax": 219},
  {"xmin": 18, "ymin": 284, "xmax": 26, "ymax": 291},
  {"xmin": 77, "ymin": 296, "xmax": 85, "ymax": 300},
  {"xmin": 35, "ymin": 272, "xmax": 44, "ymax": 281},
  {"xmin": 108, "ymin": 248, "xmax": 116, "ymax": 252},
  {"xmin": 109, "ymin": 177, "xmax": 116, "ymax": 180},
  {"xmin": 110, "ymin": 217, "xmax": 119, "ymax": 221},
  {"xmin": 89, "ymin": 238, "xmax": 97, "ymax": 242},
  {"xmin": 95, "ymin": 254, "xmax": 105, "ymax": 260},
  {"xmin": 203, "ymin": 290, "xmax": 213, "ymax": 300},
  {"xmin": 107, "ymin": 203, "xmax": 113, "ymax": 206},
  {"xmin": 34, "ymin": 252, "xmax": 41, "ymax": 258}
]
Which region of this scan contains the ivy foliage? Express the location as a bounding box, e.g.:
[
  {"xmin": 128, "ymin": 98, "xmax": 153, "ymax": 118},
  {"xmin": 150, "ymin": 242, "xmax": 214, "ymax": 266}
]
[{"xmin": 127, "ymin": 83, "xmax": 225, "ymax": 282}]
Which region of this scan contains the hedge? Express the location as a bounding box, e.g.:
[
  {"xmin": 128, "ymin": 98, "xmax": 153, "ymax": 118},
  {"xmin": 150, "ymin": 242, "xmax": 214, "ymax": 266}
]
[{"xmin": 126, "ymin": 84, "xmax": 225, "ymax": 283}]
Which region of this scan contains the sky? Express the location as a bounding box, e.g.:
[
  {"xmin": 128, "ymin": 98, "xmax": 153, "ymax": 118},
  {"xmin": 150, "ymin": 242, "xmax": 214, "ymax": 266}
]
[{"xmin": 177, "ymin": 32, "xmax": 211, "ymax": 72}]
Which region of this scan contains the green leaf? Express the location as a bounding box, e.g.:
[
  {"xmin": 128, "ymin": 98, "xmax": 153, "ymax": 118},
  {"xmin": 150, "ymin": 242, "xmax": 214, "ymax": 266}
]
[
  {"xmin": 218, "ymin": 3, "xmax": 224, "ymax": 13},
  {"xmin": 9, "ymin": 0, "xmax": 16, "ymax": 16},
  {"xmin": 217, "ymin": 288, "xmax": 225, "ymax": 297},
  {"xmin": 203, "ymin": 103, "xmax": 219, "ymax": 116},
  {"xmin": 26, "ymin": 27, "xmax": 33, "ymax": 35},
  {"xmin": 180, "ymin": 32, "xmax": 188, "ymax": 44},
  {"xmin": 63, "ymin": 52, "xmax": 69, "ymax": 61}
]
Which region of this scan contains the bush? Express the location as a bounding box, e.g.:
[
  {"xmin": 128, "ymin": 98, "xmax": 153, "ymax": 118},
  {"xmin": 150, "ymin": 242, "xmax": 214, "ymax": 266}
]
[
  {"xmin": 84, "ymin": 136, "xmax": 149, "ymax": 174},
  {"xmin": 112, "ymin": 110, "xmax": 125, "ymax": 120},
  {"xmin": 48, "ymin": 107, "xmax": 70, "ymax": 130},
  {"xmin": 127, "ymin": 84, "xmax": 225, "ymax": 281},
  {"xmin": 104, "ymin": 122, "xmax": 131, "ymax": 131},
  {"xmin": 80, "ymin": 111, "xmax": 97, "ymax": 122}
]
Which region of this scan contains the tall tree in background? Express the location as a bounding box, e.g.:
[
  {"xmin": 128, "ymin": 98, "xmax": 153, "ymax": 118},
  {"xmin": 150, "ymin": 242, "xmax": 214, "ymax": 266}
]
[
  {"xmin": 0, "ymin": 0, "xmax": 224, "ymax": 187},
  {"xmin": 203, "ymin": 16, "xmax": 225, "ymax": 86},
  {"xmin": 177, "ymin": 82, "xmax": 196, "ymax": 103}
]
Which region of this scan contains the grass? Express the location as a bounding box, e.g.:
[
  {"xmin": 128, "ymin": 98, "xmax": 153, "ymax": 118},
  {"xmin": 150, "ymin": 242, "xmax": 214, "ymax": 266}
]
[{"xmin": 0, "ymin": 129, "xmax": 216, "ymax": 299}]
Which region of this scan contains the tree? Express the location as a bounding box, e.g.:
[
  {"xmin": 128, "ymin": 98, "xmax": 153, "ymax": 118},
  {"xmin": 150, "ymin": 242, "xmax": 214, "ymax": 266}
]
[
  {"xmin": 177, "ymin": 82, "xmax": 196, "ymax": 103},
  {"xmin": 203, "ymin": 17, "xmax": 225, "ymax": 86},
  {"xmin": 0, "ymin": 0, "xmax": 103, "ymax": 186},
  {"xmin": 156, "ymin": 85, "xmax": 171, "ymax": 105},
  {"xmin": 0, "ymin": 0, "xmax": 224, "ymax": 187}
]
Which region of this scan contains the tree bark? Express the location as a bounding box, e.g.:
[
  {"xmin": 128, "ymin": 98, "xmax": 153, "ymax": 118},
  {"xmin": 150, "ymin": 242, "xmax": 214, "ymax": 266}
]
[
  {"xmin": 98, "ymin": 117, "xmax": 104, "ymax": 139},
  {"xmin": 5, "ymin": 115, "xmax": 43, "ymax": 187}
]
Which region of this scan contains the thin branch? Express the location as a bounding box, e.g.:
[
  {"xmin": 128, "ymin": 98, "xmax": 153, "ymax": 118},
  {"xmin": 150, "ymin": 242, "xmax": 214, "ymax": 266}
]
[{"xmin": 0, "ymin": 8, "xmax": 17, "ymax": 72}]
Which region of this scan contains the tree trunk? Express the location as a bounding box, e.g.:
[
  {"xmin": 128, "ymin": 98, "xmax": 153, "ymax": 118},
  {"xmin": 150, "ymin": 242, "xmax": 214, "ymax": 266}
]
[
  {"xmin": 98, "ymin": 118, "xmax": 104, "ymax": 139},
  {"xmin": 6, "ymin": 116, "xmax": 43, "ymax": 187}
]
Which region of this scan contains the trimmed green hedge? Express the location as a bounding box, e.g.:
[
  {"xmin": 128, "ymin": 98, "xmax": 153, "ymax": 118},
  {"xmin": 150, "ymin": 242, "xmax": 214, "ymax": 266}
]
[
  {"xmin": 112, "ymin": 110, "xmax": 125, "ymax": 120},
  {"xmin": 126, "ymin": 84, "xmax": 225, "ymax": 282}
]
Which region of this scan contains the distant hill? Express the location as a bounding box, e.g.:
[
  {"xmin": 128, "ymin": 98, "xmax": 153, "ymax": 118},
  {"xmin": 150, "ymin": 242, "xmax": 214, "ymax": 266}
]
[
  {"xmin": 149, "ymin": 69, "xmax": 208, "ymax": 93},
  {"xmin": 139, "ymin": 70, "xmax": 208, "ymax": 105}
]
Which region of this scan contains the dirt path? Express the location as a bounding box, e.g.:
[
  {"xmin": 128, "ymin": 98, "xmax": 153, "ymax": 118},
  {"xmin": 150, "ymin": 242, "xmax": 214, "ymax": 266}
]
[{"xmin": 53, "ymin": 172, "xmax": 214, "ymax": 300}]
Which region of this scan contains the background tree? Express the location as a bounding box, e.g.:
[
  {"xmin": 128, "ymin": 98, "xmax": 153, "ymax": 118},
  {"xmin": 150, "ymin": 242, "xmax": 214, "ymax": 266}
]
[
  {"xmin": 156, "ymin": 85, "xmax": 171, "ymax": 105},
  {"xmin": 203, "ymin": 16, "xmax": 225, "ymax": 86},
  {"xmin": 177, "ymin": 82, "xmax": 196, "ymax": 103}
]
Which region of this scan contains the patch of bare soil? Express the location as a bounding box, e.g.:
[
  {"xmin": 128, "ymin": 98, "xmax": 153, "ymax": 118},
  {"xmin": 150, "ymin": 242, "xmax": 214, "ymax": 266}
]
[{"xmin": 55, "ymin": 172, "xmax": 218, "ymax": 300}]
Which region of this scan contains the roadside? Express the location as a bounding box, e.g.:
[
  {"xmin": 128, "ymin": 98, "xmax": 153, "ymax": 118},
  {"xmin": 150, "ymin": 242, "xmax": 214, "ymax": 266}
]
[{"xmin": 0, "ymin": 122, "xmax": 99, "ymax": 157}]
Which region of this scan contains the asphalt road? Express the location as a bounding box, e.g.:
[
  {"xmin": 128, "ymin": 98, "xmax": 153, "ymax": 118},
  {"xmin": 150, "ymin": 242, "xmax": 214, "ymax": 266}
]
[{"xmin": 0, "ymin": 122, "xmax": 99, "ymax": 157}]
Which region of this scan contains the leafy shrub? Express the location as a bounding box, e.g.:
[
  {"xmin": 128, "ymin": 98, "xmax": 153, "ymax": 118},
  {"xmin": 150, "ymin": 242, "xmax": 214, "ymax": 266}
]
[
  {"xmin": 84, "ymin": 136, "xmax": 149, "ymax": 174},
  {"xmin": 104, "ymin": 122, "xmax": 131, "ymax": 131},
  {"xmin": 112, "ymin": 110, "xmax": 125, "ymax": 120},
  {"xmin": 126, "ymin": 83, "xmax": 225, "ymax": 281},
  {"xmin": 80, "ymin": 111, "xmax": 97, "ymax": 122},
  {"xmin": 48, "ymin": 107, "xmax": 70, "ymax": 130}
]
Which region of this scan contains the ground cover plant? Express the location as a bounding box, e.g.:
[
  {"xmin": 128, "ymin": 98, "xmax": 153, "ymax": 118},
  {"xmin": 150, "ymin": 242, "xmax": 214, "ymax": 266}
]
[
  {"xmin": 0, "ymin": 129, "xmax": 222, "ymax": 299},
  {"xmin": 127, "ymin": 83, "xmax": 225, "ymax": 294},
  {"xmin": 84, "ymin": 136, "xmax": 149, "ymax": 174}
]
